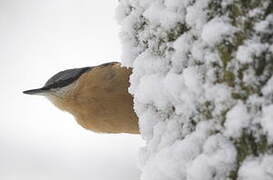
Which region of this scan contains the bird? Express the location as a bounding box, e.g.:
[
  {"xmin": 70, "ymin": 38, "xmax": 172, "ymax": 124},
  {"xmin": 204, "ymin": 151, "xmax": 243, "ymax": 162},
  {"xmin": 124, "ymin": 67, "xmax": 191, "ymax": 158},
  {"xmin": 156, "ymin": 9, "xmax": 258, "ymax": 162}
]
[{"xmin": 23, "ymin": 62, "xmax": 139, "ymax": 134}]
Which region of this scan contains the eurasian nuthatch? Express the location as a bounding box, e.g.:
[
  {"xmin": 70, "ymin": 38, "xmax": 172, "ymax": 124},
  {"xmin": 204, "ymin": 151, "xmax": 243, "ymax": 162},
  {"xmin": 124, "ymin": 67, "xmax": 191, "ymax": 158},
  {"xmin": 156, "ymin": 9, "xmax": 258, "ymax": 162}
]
[{"xmin": 23, "ymin": 62, "xmax": 139, "ymax": 134}]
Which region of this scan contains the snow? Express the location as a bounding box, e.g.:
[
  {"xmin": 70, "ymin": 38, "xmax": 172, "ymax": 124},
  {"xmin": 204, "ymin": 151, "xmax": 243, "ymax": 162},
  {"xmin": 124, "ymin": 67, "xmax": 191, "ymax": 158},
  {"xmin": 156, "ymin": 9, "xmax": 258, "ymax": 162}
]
[
  {"xmin": 254, "ymin": 14, "xmax": 273, "ymax": 34},
  {"xmin": 183, "ymin": 67, "xmax": 203, "ymax": 95},
  {"xmin": 185, "ymin": 0, "xmax": 210, "ymax": 31},
  {"xmin": 238, "ymin": 155, "xmax": 273, "ymax": 180},
  {"xmin": 140, "ymin": 121, "xmax": 212, "ymax": 180},
  {"xmin": 261, "ymin": 105, "xmax": 273, "ymax": 142},
  {"xmin": 201, "ymin": 17, "xmax": 238, "ymax": 45},
  {"xmin": 136, "ymin": 74, "xmax": 169, "ymax": 108},
  {"xmin": 236, "ymin": 40, "xmax": 268, "ymax": 64},
  {"xmin": 116, "ymin": 0, "xmax": 273, "ymax": 179},
  {"xmin": 143, "ymin": 2, "xmax": 182, "ymax": 28},
  {"xmin": 224, "ymin": 101, "xmax": 250, "ymax": 138},
  {"xmin": 187, "ymin": 134, "xmax": 236, "ymax": 180}
]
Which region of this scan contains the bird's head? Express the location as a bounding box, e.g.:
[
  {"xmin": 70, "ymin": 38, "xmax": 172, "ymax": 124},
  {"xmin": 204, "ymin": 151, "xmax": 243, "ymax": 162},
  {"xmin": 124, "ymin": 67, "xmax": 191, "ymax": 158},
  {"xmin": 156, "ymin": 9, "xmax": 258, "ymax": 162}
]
[
  {"xmin": 23, "ymin": 67, "xmax": 92, "ymax": 112},
  {"xmin": 22, "ymin": 62, "xmax": 120, "ymax": 109},
  {"xmin": 23, "ymin": 67, "xmax": 91, "ymax": 97}
]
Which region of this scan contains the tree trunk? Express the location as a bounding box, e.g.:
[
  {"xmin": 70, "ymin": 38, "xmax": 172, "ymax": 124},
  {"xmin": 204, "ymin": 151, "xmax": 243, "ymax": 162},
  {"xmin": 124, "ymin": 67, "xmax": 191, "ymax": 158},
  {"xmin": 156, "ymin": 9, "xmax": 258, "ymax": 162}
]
[{"xmin": 117, "ymin": 0, "xmax": 273, "ymax": 179}]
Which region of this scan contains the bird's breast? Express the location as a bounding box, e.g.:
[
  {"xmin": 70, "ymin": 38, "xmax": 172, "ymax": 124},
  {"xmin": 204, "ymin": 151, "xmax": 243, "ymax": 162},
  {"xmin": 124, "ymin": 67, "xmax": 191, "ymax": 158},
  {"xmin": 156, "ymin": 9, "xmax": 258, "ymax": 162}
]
[{"xmin": 64, "ymin": 64, "xmax": 139, "ymax": 134}]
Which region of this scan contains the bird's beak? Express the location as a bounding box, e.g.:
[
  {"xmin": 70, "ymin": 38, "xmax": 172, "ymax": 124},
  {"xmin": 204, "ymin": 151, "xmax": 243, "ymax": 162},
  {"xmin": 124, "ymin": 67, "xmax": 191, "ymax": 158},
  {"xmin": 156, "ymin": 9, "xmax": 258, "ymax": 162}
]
[{"xmin": 23, "ymin": 88, "xmax": 49, "ymax": 96}]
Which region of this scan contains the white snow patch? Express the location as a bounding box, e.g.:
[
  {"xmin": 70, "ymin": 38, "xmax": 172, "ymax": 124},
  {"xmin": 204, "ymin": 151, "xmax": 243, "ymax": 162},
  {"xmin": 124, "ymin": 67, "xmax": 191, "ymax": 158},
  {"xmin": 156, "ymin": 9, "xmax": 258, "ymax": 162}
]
[
  {"xmin": 143, "ymin": 2, "xmax": 183, "ymax": 28},
  {"xmin": 135, "ymin": 74, "xmax": 170, "ymax": 109},
  {"xmin": 254, "ymin": 14, "xmax": 273, "ymax": 34},
  {"xmin": 183, "ymin": 66, "xmax": 203, "ymax": 95},
  {"xmin": 185, "ymin": 0, "xmax": 210, "ymax": 30},
  {"xmin": 224, "ymin": 101, "xmax": 250, "ymax": 138},
  {"xmin": 201, "ymin": 17, "xmax": 238, "ymax": 46},
  {"xmin": 187, "ymin": 134, "xmax": 236, "ymax": 180},
  {"xmin": 163, "ymin": 72, "xmax": 186, "ymax": 103},
  {"xmin": 173, "ymin": 32, "xmax": 193, "ymax": 61},
  {"xmin": 262, "ymin": 76, "xmax": 273, "ymax": 97},
  {"xmin": 261, "ymin": 105, "xmax": 273, "ymax": 142},
  {"xmin": 141, "ymin": 121, "xmax": 212, "ymax": 180},
  {"xmin": 236, "ymin": 40, "xmax": 268, "ymax": 64},
  {"xmin": 138, "ymin": 108, "xmax": 162, "ymax": 141},
  {"xmin": 238, "ymin": 155, "xmax": 273, "ymax": 180},
  {"xmin": 191, "ymin": 40, "xmax": 206, "ymax": 61},
  {"xmin": 204, "ymin": 83, "xmax": 231, "ymax": 103}
]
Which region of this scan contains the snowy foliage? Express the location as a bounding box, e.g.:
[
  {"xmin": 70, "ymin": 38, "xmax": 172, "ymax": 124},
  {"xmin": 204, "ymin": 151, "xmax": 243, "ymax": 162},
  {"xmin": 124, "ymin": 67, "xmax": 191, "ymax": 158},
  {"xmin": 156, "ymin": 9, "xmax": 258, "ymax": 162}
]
[{"xmin": 116, "ymin": 0, "xmax": 273, "ymax": 179}]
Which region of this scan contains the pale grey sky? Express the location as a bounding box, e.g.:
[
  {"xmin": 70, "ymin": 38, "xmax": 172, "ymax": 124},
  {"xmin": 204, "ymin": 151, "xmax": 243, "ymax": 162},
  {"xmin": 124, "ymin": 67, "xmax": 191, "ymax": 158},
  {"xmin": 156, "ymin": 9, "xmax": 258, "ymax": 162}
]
[{"xmin": 0, "ymin": 0, "xmax": 143, "ymax": 179}]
